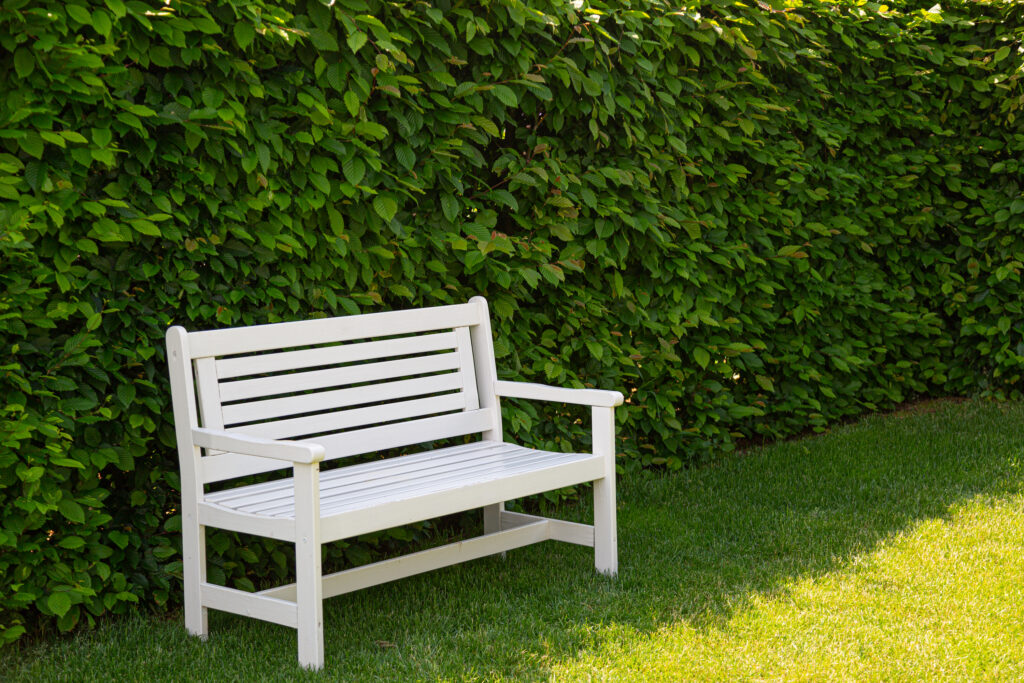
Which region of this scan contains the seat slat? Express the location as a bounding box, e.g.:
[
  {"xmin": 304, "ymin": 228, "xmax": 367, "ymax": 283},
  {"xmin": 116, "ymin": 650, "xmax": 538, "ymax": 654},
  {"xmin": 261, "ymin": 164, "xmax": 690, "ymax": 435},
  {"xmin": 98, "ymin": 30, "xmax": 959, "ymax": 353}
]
[
  {"xmin": 230, "ymin": 392, "xmax": 467, "ymax": 441},
  {"xmin": 188, "ymin": 302, "xmax": 481, "ymax": 359},
  {"xmin": 207, "ymin": 440, "xmax": 506, "ymax": 507},
  {"xmin": 222, "ymin": 373, "xmax": 465, "ymax": 425},
  {"xmin": 254, "ymin": 449, "xmax": 586, "ymax": 518},
  {"xmin": 219, "ymin": 352, "xmax": 461, "ymax": 402},
  {"xmin": 228, "ymin": 443, "xmax": 529, "ymax": 513},
  {"xmin": 215, "ymin": 331, "xmax": 458, "ymax": 380},
  {"xmin": 205, "ymin": 443, "xmax": 598, "ymax": 520},
  {"xmin": 199, "ymin": 410, "xmax": 494, "ymax": 483}
]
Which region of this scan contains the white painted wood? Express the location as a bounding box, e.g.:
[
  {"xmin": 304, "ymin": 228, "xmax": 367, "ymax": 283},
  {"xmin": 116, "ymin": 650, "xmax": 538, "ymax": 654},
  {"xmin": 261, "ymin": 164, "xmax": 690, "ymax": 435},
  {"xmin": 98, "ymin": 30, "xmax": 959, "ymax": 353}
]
[
  {"xmin": 454, "ymin": 326, "xmax": 480, "ymax": 411},
  {"xmin": 248, "ymin": 448, "xmax": 597, "ymax": 519},
  {"xmin": 592, "ymin": 406, "xmax": 618, "ymax": 577},
  {"xmin": 294, "ymin": 463, "xmax": 324, "ymax": 670},
  {"xmin": 222, "ymin": 373, "xmax": 464, "ymax": 425},
  {"xmin": 260, "ymin": 521, "xmax": 551, "ymax": 602},
  {"xmin": 499, "ymin": 510, "xmax": 595, "ymax": 547},
  {"xmin": 218, "ymin": 351, "xmax": 461, "ymax": 403},
  {"xmin": 468, "ymin": 297, "xmax": 505, "ymax": 535},
  {"xmin": 308, "ymin": 409, "xmax": 494, "ymax": 460},
  {"xmin": 494, "ymin": 380, "xmax": 624, "ymax": 407},
  {"xmin": 192, "ymin": 427, "xmax": 324, "ymax": 464},
  {"xmin": 197, "ymin": 502, "xmax": 295, "ymax": 542},
  {"xmin": 166, "ymin": 298, "xmax": 621, "ymax": 670},
  {"xmin": 166, "ymin": 326, "xmax": 208, "ymax": 638},
  {"xmin": 194, "ymin": 357, "xmax": 224, "ymax": 433},
  {"xmin": 200, "ymin": 582, "xmax": 298, "ymax": 628},
  {"xmin": 188, "ymin": 302, "xmax": 481, "ymax": 358},
  {"xmin": 230, "ymin": 392, "xmax": 466, "ymax": 441},
  {"xmin": 200, "ymin": 410, "xmax": 495, "ymax": 483},
  {"xmin": 319, "ymin": 454, "xmax": 604, "ymax": 542},
  {"xmin": 210, "ymin": 442, "xmax": 532, "ymax": 512},
  {"xmin": 216, "ymin": 331, "xmax": 457, "ymax": 379}
]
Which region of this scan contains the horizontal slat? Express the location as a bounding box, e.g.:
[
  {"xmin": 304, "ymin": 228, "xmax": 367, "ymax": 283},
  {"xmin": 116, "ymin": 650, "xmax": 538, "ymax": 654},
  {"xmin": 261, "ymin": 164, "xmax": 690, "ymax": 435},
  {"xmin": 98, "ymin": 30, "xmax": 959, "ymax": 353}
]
[
  {"xmin": 500, "ymin": 510, "xmax": 595, "ymax": 546},
  {"xmin": 215, "ymin": 331, "xmax": 458, "ymax": 380},
  {"xmin": 230, "ymin": 443, "xmax": 549, "ymax": 515},
  {"xmin": 230, "ymin": 392, "xmax": 467, "ymax": 441},
  {"xmin": 200, "ymin": 582, "xmax": 297, "ymax": 628},
  {"xmin": 311, "ymin": 409, "xmax": 493, "ymax": 460},
  {"xmin": 320, "ymin": 456, "xmax": 603, "ymax": 541},
  {"xmin": 198, "ymin": 502, "xmax": 296, "ymax": 541},
  {"xmin": 264, "ymin": 450, "xmax": 591, "ymax": 518},
  {"xmin": 187, "ymin": 303, "xmax": 481, "ymax": 358},
  {"xmin": 207, "ymin": 441, "xmax": 508, "ymax": 508},
  {"xmin": 199, "ymin": 410, "xmax": 494, "ymax": 483},
  {"xmin": 260, "ymin": 522, "xmax": 551, "ymax": 602},
  {"xmin": 219, "ymin": 352, "xmax": 461, "ymax": 402},
  {"xmin": 222, "ymin": 373, "xmax": 465, "ymax": 426}
]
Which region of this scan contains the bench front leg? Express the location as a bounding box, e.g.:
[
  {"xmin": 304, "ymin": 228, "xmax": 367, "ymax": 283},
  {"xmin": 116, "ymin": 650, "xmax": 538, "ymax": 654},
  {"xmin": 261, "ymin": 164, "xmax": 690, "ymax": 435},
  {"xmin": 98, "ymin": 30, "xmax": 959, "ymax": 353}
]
[
  {"xmin": 592, "ymin": 406, "xmax": 618, "ymax": 577},
  {"xmin": 294, "ymin": 462, "xmax": 324, "ymax": 670}
]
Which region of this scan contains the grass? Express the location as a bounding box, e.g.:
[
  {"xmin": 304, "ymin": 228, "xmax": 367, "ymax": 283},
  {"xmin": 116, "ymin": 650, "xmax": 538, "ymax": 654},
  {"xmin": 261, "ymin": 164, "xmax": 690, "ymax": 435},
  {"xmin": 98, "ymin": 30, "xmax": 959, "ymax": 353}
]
[{"xmin": 4, "ymin": 398, "xmax": 1024, "ymax": 681}]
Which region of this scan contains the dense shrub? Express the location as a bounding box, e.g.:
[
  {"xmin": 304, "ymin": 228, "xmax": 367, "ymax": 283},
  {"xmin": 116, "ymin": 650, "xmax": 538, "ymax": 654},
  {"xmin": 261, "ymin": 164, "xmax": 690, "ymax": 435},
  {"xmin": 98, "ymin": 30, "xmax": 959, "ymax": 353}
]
[{"xmin": 1, "ymin": 0, "xmax": 1021, "ymax": 644}]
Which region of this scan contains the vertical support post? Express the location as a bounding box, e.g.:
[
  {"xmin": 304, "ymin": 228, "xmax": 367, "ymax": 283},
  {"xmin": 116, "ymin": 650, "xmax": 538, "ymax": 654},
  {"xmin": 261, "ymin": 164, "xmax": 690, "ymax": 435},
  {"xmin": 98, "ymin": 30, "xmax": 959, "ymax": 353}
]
[
  {"xmin": 166, "ymin": 327, "xmax": 208, "ymax": 638},
  {"xmin": 592, "ymin": 406, "xmax": 618, "ymax": 577},
  {"xmin": 294, "ymin": 463, "xmax": 324, "ymax": 670},
  {"xmin": 469, "ymin": 297, "xmax": 506, "ymax": 535}
]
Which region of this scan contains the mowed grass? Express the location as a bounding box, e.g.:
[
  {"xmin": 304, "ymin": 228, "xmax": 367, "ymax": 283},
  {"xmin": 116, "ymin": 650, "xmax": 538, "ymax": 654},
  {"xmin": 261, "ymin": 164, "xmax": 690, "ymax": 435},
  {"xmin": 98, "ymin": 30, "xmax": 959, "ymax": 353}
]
[{"xmin": 4, "ymin": 398, "xmax": 1023, "ymax": 681}]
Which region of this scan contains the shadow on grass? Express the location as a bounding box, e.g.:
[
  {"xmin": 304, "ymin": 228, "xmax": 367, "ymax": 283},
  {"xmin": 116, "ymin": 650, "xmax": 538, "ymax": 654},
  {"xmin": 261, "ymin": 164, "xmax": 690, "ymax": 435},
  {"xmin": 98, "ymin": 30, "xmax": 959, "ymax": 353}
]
[{"xmin": 4, "ymin": 399, "xmax": 1023, "ymax": 681}]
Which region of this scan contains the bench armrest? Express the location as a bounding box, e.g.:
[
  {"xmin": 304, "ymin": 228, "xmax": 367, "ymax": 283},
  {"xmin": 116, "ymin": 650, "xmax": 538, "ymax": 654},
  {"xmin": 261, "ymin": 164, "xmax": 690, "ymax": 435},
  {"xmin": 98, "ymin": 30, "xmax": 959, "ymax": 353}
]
[
  {"xmin": 494, "ymin": 380, "xmax": 624, "ymax": 408},
  {"xmin": 192, "ymin": 428, "xmax": 326, "ymax": 465}
]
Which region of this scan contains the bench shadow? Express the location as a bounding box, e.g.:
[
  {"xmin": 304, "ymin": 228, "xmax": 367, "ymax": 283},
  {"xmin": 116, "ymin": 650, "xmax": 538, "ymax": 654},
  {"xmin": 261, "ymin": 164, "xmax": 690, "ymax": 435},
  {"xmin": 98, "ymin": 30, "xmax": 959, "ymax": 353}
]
[{"xmin": 312, "ymin": 398, "xmax": 1024, "ymax": 679}]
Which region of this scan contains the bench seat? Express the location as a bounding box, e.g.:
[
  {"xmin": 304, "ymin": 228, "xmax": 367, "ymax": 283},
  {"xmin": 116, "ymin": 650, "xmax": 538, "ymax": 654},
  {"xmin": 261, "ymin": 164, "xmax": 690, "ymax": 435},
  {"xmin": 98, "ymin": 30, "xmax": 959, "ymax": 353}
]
[{"xmin": 203, "ymin": 441, "xmax": 603, "ymax": 540}]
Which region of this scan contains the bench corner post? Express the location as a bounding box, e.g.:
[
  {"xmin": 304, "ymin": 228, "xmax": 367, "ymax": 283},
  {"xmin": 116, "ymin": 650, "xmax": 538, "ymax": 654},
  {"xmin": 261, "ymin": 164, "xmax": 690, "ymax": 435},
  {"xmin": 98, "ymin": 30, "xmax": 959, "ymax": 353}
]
[{"xmin": 592, "ymin": 406, "xmax": 618, "ymax": 577}]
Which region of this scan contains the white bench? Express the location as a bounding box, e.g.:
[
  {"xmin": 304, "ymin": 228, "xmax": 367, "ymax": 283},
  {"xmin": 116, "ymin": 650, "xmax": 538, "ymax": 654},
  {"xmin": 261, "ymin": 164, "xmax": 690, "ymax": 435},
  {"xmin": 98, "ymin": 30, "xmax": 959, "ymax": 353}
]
[{"xmin": 166, "ymin": 297, "xmax": 622, "ymax": 669}]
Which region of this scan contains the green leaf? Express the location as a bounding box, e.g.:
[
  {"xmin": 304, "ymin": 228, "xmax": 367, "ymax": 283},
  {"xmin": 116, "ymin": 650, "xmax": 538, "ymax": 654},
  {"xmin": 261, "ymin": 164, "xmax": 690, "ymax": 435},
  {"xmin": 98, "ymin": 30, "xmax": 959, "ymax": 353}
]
[
  {"xmin": 993, "ymin": 45, "xmax": 1010, "ymax": 63},
  {"xmin": 234, "ymin": 21, "xmax": 255, "ymax": 49},
  {"xmin": 92, "ymin": 9, "xmax": 112, "ymax": 37},
  {"xmin": 14, "ymin": 48, "xmax": 35, "ymax": 79},
  {"xmin": 347, "ymin": 31, "xmax": 368, "ymax": 54},
  {"xmin": 67, "ymin": 5, "xmax": 92, "ymax": 25},
  {"xmin": 58, "ymin": 498, "xmax": 86, "ymax": 524},
  {"xmin": 441, "ymin": 194, "xmax": 459, "ymax": 222},
  {"xmin": 693, "ymin": 347, "xmax": 710, "ymax": 369},
  {"xmin": 19, "ymin": 132, "xmax": 43, "ymax": 159},
  {"xmin": 373, "ymin": 195, "xmax": 398, "ymax": 223},
  {"xmin": 58, "ymin": 536, "xmax": 86, "ymax": 549},
  {"xmin": 344, "ymin": 91, "xmax": 360, "ymax": 117},
  {"xmin": 394, "ymin": 144, "xmax": 416, "ymax": 170},
  {"xmin": 491, "ymin": 84, "xmax": 518, "ymax": 107},
  {"xmin": 48, "ymin": 593, "xmax": 72, "ymax": 618},
  {"xmin": 342, "ymin": 157, "xmax": 365, "ymax": 185}
]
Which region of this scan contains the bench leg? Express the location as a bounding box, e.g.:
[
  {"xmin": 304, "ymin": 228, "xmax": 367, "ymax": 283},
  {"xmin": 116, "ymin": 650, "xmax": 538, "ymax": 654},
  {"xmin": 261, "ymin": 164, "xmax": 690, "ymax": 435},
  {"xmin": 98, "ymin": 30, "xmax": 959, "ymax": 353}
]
[
  {"xmin": 592, "ymin": 406, "xmax": 618, "ymax": 577},
  {"xmin": 294, "ymin": 464, "xmax": 324, "ymax": 670},
  {"xmin": 483, "ymin": 502, "xmax": 504, "ymax": 535},
  {"xmin": 183, "ymin": 521, "xmax": 208, "ymax": 638}
]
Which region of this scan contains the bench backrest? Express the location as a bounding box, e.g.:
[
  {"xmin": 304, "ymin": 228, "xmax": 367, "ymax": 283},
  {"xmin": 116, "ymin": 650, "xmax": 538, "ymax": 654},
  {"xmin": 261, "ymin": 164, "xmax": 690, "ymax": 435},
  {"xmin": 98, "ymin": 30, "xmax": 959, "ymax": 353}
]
[{"xmin": 166, "ymin": 298, "xmax": 501, "ymax": 485}]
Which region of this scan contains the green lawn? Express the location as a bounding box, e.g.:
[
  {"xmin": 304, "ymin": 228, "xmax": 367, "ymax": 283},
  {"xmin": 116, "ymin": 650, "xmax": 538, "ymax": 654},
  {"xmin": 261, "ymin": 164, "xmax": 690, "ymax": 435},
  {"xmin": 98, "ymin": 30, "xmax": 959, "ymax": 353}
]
[{"xmin": 5, "ymin": 399, "xmax": 1023, "ymax": 681}]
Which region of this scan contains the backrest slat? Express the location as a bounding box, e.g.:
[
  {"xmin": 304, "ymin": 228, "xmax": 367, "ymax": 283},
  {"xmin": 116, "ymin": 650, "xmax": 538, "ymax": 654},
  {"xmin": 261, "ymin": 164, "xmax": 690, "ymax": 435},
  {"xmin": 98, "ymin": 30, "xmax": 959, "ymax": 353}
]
[
  {"xmin": 222, "ymin": 373, "xmax": 464, "ymax": 425},
  {"xmin": 227, "ymin": 393, "xmax": 468, "ymax": 441},
  {"xmin": 189, "ymin": 302, "xmax": 480, "ymax": 359},
  {"xmin": 215, "ymin": 331, "xmax": 457, "ymax": 380},
  {"xmin": 219, "ymin": 352, "xmax": 460, "ymax": 403}
]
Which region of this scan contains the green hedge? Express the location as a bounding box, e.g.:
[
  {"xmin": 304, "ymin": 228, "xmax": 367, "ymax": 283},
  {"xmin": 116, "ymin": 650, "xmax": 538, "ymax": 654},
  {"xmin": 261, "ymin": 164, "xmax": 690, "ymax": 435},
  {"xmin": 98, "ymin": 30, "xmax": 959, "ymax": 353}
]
[{"xmin": 2, "ymin": 0, "xmax": 1022, "ymax": 644}]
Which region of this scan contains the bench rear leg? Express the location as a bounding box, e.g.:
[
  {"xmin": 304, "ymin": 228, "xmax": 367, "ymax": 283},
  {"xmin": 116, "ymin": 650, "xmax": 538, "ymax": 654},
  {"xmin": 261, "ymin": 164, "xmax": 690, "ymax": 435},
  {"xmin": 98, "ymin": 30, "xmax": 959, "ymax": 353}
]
[
  {"xmin": 592, "ymin": 406, "xmax": 618, "ymax": 577},
  {"xmin": 183, "ymin": 521, "xmax": 208, "ymax": 638}
]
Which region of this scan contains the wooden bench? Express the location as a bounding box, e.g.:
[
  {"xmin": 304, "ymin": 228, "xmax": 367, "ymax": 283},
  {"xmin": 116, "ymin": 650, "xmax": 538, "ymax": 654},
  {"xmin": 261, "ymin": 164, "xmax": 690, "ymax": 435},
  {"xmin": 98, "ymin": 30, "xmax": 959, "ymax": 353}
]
[{"xmin": 166, "ymin": 297, "xmax": 622, "ymax": 669}]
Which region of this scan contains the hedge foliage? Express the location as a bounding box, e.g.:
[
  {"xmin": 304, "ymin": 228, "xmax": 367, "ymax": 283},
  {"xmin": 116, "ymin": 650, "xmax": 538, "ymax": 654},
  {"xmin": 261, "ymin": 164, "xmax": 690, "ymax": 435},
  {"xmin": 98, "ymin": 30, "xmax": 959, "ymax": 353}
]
[{"xmin": 2, "ymin": 0, "xmax": 1022, "ymax": 644}]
